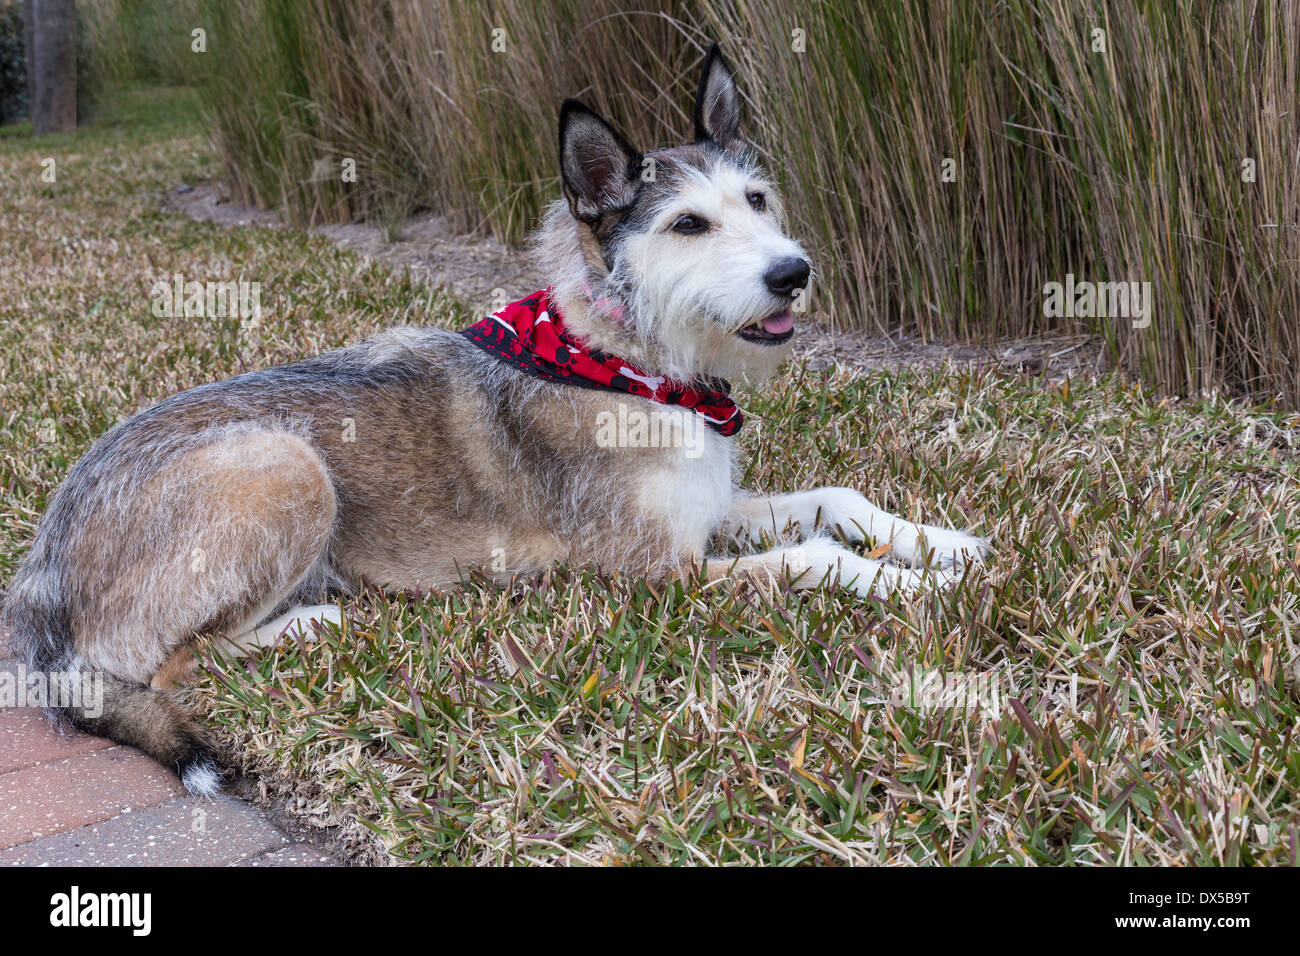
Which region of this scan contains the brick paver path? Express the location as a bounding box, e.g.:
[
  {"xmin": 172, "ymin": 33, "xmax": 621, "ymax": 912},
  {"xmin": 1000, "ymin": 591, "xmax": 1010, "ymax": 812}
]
[{"xmin": 0, "ymin": 623, "xmax": 344, "ymax": 866}]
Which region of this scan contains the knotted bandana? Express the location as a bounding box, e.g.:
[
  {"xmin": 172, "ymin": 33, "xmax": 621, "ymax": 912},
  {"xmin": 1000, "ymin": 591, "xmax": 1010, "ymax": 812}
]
[{"xmin": 461, "ymin": 289, "xmax": 743, "ymax": 436}]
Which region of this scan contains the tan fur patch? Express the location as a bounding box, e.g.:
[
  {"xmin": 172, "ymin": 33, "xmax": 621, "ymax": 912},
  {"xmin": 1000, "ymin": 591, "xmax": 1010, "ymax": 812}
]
[{"xmin": 73, "ymin": 430, "xmax": 336, "ymax": 684}]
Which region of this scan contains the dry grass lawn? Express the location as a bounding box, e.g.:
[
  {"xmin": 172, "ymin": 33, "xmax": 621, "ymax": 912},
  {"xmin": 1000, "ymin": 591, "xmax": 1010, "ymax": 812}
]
[{"xmin": 2, "ymin": 89, "xmax": 1299, "ymax": 865}]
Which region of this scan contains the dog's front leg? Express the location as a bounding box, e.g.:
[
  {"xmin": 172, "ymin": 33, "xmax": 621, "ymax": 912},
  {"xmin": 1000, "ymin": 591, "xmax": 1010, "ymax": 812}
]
[
  {"xmin": 700, "ymin": 538, "xmax": 954, "ymax": 597},
  {"xmin": 723, "ymin": 488, "xmax": 988, "ymax": 570}
]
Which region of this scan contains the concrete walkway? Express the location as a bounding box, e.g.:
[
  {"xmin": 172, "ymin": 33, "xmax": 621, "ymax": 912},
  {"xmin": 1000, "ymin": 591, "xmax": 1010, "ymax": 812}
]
[{"xmin": 0, "ymin": 625, "xmax": 344, "ymax": 866}]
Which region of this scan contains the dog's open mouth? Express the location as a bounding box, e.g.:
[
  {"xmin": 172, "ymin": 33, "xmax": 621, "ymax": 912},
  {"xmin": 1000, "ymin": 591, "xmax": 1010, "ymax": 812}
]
[{"xmin": 737, "ymin": 309, "xmax": 795, "ymax": 345}]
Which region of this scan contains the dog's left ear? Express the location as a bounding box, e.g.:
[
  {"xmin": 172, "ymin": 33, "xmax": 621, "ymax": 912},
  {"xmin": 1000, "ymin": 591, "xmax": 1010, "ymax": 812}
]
[{"xmin": 692, "ymin": 43, "xmax": 742, "ymax": 150}]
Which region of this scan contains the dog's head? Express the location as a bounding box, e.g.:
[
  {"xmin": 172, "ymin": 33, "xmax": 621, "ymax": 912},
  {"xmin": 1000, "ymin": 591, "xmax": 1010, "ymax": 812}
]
[{"xmin": 540, "ymin": 43, "xmax": 811, "ymax": 384}]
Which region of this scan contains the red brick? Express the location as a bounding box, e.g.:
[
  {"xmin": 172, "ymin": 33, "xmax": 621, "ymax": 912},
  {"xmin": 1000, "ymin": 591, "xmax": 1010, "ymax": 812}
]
[
  {"xmin": 0, "ymin": 794, "xmax": 291, "ymax": 866},
  {"xmin": 0, "ymin": 708, "xmax": 112, "ymax": 774},
  {"xmin": 0, "ymin": 746, "xmax": 184, "ymax": 848}
]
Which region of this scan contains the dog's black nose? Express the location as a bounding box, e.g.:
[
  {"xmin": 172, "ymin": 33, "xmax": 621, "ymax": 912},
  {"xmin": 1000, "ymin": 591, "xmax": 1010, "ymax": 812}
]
[{"xmin": 763, "ymin": 257, "xmax": 811, "ymax": 297}]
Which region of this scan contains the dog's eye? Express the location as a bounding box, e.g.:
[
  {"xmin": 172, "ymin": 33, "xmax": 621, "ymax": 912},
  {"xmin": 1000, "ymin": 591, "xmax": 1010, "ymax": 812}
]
[
  {"xmin": 747, "ymin": 192, "xmax": 767, "ymax": 213},
  {"xmin": 671, "ymin": 214, "xmax": 708, "ymax": 235}
]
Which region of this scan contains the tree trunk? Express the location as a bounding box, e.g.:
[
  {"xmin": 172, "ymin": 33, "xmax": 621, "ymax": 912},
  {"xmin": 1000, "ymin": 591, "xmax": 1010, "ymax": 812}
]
[
  {"xmin": 26, "ymin": 0, "xmax": 77, "ymax": 134},
  {"xmin": 22, "ymin": 0, "xmax": 35, "ymax": 115}
]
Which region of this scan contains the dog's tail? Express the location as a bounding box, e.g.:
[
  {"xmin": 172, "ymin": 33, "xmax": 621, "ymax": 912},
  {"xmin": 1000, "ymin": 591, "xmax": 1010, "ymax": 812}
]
[{"xmin": 1, "ymin": 574, "xmax": 222, "ymax": 797}]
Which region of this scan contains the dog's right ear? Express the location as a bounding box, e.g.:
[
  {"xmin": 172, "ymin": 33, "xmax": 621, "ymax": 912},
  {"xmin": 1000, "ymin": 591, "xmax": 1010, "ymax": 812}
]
[{"xmin": 559, "ymin": 99, "xmax": 642, "ymax": 226}]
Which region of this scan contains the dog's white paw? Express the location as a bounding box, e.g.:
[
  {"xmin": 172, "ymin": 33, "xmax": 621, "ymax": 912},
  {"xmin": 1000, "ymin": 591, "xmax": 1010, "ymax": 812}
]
[
  {"xmin": 915, "ymin": 526, "xmax": 990, "ymax": 571},
  {"xmin": 253, "ymin": 603, "xmax": 342, "ymax": 643},
  {"xmin": 876, "ymin": 563, "xmax": 962, "ymax": 595},
  {"xmin": 780, "ymin": 538, "xmax": 865, "ymax": 587},
  {"xmin": 807, "ymin": 487, "xmax": 880, "ymax": 543},
  {"xmin": 780, "ymin": 539, "xmax": 958, "ymax": 598},
  {"xmin": 808, "ymin": 488, "xmax": 989, "ymax": 571}
]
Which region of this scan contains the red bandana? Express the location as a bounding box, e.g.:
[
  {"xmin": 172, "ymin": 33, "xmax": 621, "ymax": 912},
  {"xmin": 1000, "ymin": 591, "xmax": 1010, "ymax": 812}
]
[{"xmin": 461, "ymin": 289, "xmax": 743, "ymax": 436}]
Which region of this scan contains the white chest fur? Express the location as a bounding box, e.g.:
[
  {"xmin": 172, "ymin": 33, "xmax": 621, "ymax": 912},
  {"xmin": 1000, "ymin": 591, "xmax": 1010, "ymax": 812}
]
[{"xmin": 630, "ymin": 407, "xmax": 735, "ymax": 555}]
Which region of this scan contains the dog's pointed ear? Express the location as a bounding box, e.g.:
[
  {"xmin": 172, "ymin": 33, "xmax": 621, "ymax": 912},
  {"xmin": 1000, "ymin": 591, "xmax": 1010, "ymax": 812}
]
[
  {"xmin": 692, "ymin": 43, "xmax": 742, "ymax": 149},
  {"xmin": 559, "ymin": 99, "xmax": 642, "ymax": 226}
]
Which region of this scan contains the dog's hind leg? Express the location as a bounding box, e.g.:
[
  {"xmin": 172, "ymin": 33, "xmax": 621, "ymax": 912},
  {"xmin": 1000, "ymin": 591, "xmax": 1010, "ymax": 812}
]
[
  {"xmin": 64, "ymin": 428, "xmax": 337, "ymax": 790},
  {"xmin": 723, "ymin": 489, "xmax": 988, "ymax": 571},
  {"xmin": 235, "ymin": 603, "xmax": 344, "ymax": 649},
  {"xmin": 150, "ymin": 604, "xmax": 344, "ymax": 691}
]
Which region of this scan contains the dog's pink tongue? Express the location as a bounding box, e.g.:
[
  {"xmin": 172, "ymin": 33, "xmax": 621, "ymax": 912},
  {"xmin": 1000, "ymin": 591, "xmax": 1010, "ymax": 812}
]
[{"xmin": 762, "ymin": 311, "xmax": 795, "ymax": 334}]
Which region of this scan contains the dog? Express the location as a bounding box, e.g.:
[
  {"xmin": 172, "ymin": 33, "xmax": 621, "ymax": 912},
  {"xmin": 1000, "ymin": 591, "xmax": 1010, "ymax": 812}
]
[{"xmin": 1, "ymin": 44, "xmax": 987, "ymax": 795}]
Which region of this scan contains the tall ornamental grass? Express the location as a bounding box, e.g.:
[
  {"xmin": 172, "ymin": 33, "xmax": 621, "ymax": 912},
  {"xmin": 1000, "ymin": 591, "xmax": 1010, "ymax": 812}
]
[{"xmin": 89, "ymin": 0, "xmax": 1300, "ymax": 408}]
